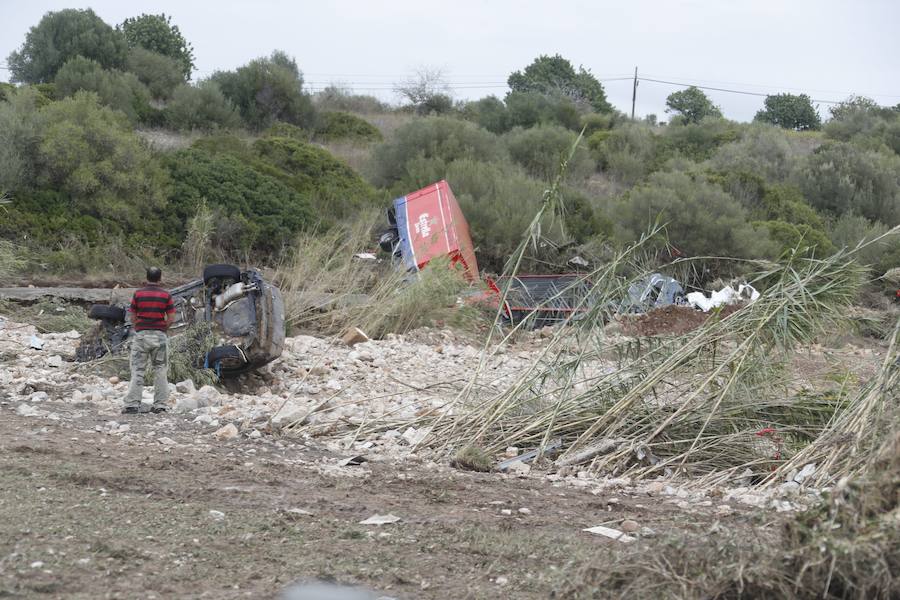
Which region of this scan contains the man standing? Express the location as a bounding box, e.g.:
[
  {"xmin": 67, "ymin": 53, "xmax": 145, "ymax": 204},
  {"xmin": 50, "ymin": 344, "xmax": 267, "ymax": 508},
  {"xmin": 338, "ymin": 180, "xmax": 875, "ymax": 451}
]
[{"xmin": 123, "ymin": 267, "xmax": 175, "ymax": 414}]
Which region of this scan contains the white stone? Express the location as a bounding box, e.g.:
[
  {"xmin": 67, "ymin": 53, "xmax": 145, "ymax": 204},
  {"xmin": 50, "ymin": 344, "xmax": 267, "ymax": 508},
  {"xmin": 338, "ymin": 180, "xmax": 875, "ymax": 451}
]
[
  {"xmin": 174, "ymin": 396, "xmax": 199, "ymax": 413},
  {"xmin": 209, "ymin": 510, "xmax": 225, "ymax": 520},
  {"xmin": 29, "ymin": 391, "xmax": 49, "ymax": 402},
  {"xmin": 175, "ymin": 379, "xmax": 196, "ymax": 394},
  {"xmin": 157, "ymin": 437, "xmax": 177, "ymax": 446},
  {"xmin": 214, "ymin": 423, "xmax": 239, "ymax": 440},
  {"xmin": 518, "ymin": 507, "xmax": 531, "ymax": 515},
  {"xmin": 47, "ymin": 355, "xmax": 63, "ymax": 368},
  {"xmin": 108, "ymin": 376, "xmax": 120, "ymax": 385},
  {"xmin": 17, "ymin": 403, "xmax": 45, "ymax": 417},
  {"xmin": 248, "ymin": 429, "xmax": 262, "ymax": 439}
]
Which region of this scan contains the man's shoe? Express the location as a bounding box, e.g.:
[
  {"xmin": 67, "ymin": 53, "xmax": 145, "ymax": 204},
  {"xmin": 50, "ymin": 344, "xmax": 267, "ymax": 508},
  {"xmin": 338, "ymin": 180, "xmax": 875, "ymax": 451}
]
[
  {"xmin": 150, "ymin": 405, "xmax": 168, "ymax": 414},
  {"xmin": 121, "ymin": 405, "xmax": 140, "ymax": 414}
]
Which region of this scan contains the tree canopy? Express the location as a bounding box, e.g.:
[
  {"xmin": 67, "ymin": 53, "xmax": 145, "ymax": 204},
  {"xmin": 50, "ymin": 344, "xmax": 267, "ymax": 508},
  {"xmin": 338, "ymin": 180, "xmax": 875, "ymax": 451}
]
[
  {"xmin": 754, "ymin": 93, "xmax": 821, "ymax": 131},
  {"xmin": 210, "ymin": 51, "xmax": 314, "ymax": 130},
  {"xmin": 507, "ymin": 54, "xmax": 612, "ymax": 113},
  {"xmin": 119, "ymin": 13, "xmax": 195, "ymax": 80},
  {"xmin": 7, "ymin": 8, "xmax": 128, "ymax": 84},
  {"xmin": 665, "ymin": 86, "xmax": 722, "ymax": 124}
]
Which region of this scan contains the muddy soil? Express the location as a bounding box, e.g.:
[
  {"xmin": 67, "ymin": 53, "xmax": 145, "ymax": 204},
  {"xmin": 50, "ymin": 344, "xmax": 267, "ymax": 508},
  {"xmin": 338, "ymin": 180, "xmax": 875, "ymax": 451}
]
[{"xmin": 0, "ymin": 400, "xmax": 757, "ymax": 600}]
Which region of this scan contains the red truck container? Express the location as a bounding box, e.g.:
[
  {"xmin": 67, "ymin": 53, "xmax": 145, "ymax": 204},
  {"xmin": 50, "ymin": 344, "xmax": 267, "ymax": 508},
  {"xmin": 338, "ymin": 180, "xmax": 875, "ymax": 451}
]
[{"xmin": 390, "ymin": 180, "xmax": 480, "ymax": 282}]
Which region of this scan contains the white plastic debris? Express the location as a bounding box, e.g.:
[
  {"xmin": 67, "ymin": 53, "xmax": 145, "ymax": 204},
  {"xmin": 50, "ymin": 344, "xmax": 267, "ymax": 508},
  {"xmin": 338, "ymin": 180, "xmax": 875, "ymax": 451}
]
[
  {"xmin": 687, "ymin": 284, "xmax": 759, "ymax": 312},
  {"xmin": 28, "ymin": 335, "xmax": 45, "ymax": 350},
  {"xmin": 583, "ymin": 525, "xmax": 636, "ymax": 543},
  {"xmin": 208, "ymin": 510, "xmax": 226, "ymax": 520},
  {"xmin": 359, "ymin": 514, "xmax": 401, "ymax": 525}
]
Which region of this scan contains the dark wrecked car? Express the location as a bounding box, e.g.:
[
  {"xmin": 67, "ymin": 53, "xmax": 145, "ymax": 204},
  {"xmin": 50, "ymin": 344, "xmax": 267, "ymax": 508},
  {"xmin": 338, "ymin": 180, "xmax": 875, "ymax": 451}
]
[{"xmin": 76, "ymin": 264, "xmax": 285, "ymax": 377}]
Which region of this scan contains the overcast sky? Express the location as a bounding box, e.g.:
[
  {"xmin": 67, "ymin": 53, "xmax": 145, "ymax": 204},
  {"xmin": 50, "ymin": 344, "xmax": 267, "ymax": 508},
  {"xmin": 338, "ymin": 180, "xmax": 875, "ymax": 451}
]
[{"xmin": 2, "ymin": 0, "xmax": 898, "ymax": 121}]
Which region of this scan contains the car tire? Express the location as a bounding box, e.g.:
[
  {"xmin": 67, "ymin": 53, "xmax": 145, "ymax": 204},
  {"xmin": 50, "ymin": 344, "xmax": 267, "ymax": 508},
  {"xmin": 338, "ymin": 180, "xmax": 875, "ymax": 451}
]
[
  {"xmin": 88, "ymin": 304, "xmax": 126, "ymax": 322},
  {"xmin": 205, "ymin": 345, "xmax": 245, "ymax": 369},
  {"xmin": 203, "ymin": 264, "xmax": 242, "ymax": 286}
]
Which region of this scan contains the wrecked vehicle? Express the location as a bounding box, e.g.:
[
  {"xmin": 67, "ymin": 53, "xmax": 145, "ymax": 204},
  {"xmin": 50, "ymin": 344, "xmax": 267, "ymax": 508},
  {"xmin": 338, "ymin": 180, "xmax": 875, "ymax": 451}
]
[
  {"xmin": 76, "ymin": 264, "xmax": 285, "ymax": 377},
  {"xmin": 621, "ymin": 273, "xmax": 687, "ymax": 313}
]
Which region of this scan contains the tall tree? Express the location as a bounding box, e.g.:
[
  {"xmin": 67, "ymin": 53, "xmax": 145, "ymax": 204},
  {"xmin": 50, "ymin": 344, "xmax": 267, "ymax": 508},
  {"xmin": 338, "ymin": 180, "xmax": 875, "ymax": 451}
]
[
  {"xmin": 507, "ymin": 54, "xmax": 612, "ymax": 113},
  {"xmin": 665, "ymin": 86, "xmax": 722, "ymax": 124},
  {"xmin": 119, "ymin": 13, "xmax": 195, "ymax": 80},
  {"xmin": 7, "ymin": 9, "xmax": 127, "ymax": 84},
  {"xmin": 754, "ymin": 93, "xmax": 821, "ymax": 131}
]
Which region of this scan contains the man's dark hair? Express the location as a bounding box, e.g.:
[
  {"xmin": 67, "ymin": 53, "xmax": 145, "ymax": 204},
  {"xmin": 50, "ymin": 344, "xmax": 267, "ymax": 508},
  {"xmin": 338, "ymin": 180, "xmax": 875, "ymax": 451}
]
[{"xmin": 146, "ymin": 267, "xmax": 162, "ymax": 283}]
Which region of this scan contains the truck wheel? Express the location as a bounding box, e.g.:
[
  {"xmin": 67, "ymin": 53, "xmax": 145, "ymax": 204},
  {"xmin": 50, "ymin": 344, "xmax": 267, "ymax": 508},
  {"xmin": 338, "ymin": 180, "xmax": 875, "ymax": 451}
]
[
  {"xmin": 88, "ymin": 304, "xmax": 126, "ymax": 322},
  {"xmin": 203, "ymin": 264, "xmax": 241, "ymax": 286}
]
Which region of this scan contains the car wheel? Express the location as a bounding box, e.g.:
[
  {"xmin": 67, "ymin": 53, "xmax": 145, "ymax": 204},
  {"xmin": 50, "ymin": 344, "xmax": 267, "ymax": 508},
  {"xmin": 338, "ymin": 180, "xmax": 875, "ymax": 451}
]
[
  {"xmin": 203, "ymin": 264, "xmax": 242, "ymax": 286},
  {"xmin": 205, "ymin": 345, "xmax": 246, "ymax": 370},
  {"xmin": 88, "ymin": 304, "xmax": 126, "ymax": 322}
]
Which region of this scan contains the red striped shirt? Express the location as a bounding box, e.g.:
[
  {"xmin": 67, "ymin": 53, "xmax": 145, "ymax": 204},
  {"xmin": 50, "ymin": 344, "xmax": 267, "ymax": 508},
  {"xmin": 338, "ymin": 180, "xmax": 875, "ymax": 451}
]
[{"xmin": 130, "ymin": 285, "xmax": 175, "ymax": 331}]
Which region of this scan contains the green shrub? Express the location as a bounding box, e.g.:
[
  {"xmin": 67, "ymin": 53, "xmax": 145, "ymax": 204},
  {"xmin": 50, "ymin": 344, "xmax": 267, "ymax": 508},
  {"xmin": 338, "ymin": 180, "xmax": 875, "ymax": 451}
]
[
  {"xmin": 164, "ymin": 81, "xmax": 240, "ymax": 131},
  {"xmin": 313, "ymin": 86, "xmax": 389, "ymax": 113},
  {"xmin": 828, "ymin": 213, "xmax": 900, "ymax": 276},
  {"xmin": 35, "ymin": 92, "xmax": 169, "ymax": 233},
  {"xmin": 593, "ymin": 123, "xmax": 658, "ymax": 185},
  {"xmin": 0, "ymin": 87, "xmax": 41, "ymax": 192},
  {"xmin": 462, "ymin": 96, "xmax": 511, "ymax": 134},
  {"xmin": 125, "ymin": 46, "xmax": 184, "ymax": 99},
  {"xmin": 503, "ymin": 124, "xmax": 594, "ymax": 181},
  {"xmin": 252, "ymin": 136, "xmax": 378, "ymax": 222},
  {"xmin": 371, "ymin": 116, "xmax": 506, "ymax": 186},
  {"xmin": 760, "ymin": 185, "xmax": 825, "ymax": 230},
  {"xmin": 753, "ymin": 220, "xmax": 833, "ymax": 257},
  {"xmin": 505, "ymin": 91, "xmax": 581, "ymax": 131},
  {"xmin": 314, "ymin": 111, "xmax": 382, "ymax": 142},
  {"xmin": 210, "ymin": 50, "xmax": 314, "ymax": 130},
  {"xmin": 581, "ymin": 112, "xmax": 620, "ymax": 136},
  {"xmin": 164, "ymin": 147, "xmax": 313, "ymax": 255},
  {"xmin": 797, "ymin": 142, "xmax": 900, "ymax": 225},
  {"xmin": 614, "ymin": 170, "xmax": 775, "ymax": 258},
  {"xmin": 54, "ymin": 56, "xmax": 151, "ymax": 123},
  {"xmin": 659, "ymin": 117, "xmax": 741, "ymax": 162},
  {"xmin": 707, "ymin": 124, "xmax": 808, "ymax": 182}
]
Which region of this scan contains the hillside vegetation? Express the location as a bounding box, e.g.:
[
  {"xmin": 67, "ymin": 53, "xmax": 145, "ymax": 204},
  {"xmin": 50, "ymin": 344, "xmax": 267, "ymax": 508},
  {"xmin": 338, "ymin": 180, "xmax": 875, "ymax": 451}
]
[{"xmin": 1, "ymin": 9, "xmax": 899, "ymax": 284}]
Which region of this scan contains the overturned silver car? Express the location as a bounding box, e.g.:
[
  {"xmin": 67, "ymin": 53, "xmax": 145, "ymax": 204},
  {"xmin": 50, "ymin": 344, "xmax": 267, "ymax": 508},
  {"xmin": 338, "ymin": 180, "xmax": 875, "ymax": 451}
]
[{"xmin": 76, "ymin": 264, "xmax": 285, "ymax": 377}]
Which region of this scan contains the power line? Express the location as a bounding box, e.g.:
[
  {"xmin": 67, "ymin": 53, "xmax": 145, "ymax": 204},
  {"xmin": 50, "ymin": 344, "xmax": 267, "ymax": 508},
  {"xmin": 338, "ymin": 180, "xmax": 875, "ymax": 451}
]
[
  {"xmin": 638, "ymin": 77, "xmax": 844, "ymax": 105},
  {"xmin": 641, "ymin": 72, "xmax": 900, "ymax": 100}
]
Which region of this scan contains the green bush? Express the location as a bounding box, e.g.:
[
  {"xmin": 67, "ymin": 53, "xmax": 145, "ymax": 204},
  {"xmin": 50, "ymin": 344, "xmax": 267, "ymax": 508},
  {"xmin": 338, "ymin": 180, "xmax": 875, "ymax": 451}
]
[
  {"xmin": 502, "ymin": 124, "xmax": 594, "ymax": 181},
  {"xmin": 0, "ymin": 87, "xmax": 41, "ymax": 192},
  {"xmin": 614, "ymin": 170, "xmax": 774, "ymax": 258},
  {"xmin": 164, "ymin": 147, "xmax": 313, "ymax": 255},
  {"xmin": 707, "ymin": 125, "xmax": 806, "ymax": 183},
  {"xmin": 54, "ymin": 56, "xmax": 151, "ymax": 123},
  {"xmin": 252, "ymin": 136, "xmax": 378, "ymax": 222},
  {"xmin": 581, "ymin": 112, "xmax": 620, "ymax": 136},
  {"xmin": 314, "ymin": 111, "xmax": 382, "ymax": 142},
  {"xmin": 7, "ymin": 8, "xmax": 128, "ymax": 83},
  {"xmin": 164, "ymin": 81, "xmax": 241, "ymax": 131},
  {"xmin": 753, "ymin": 220, "xmax": 833, "ymax": 257},
  {"xmin": 313, "ymin": 86, "xmax": 389, "ymax": 113},
  {"xmin": 505, "ymin": 91, "xmax": 581, "ymax": 131},
  {"xmin": 371, "ymin": 116, "xmax": 505, "ymax": 186},
  {"xmin": 797, "ymin": 142, "xmax": 900, "ymax": 225},
  {"xmin": 828, "ymin": 213, "xmax": 900, "ymax": 276},
  {"xmin": 211, "ymin": 50, "xmax": 314, "ymax": 131},
  {"xmin": 35, "ymin": 92, "xmax": 169, "ymax": 233},
  {"xmin": 659, "ymin": 117, "xmax": 741, "ymax": 162},
  {"xmin": 125, "ymin": 46, "xmax": 184, "ymax": 99},
  {"xmin": 462, "ymin": 96, "xmax": 511, "ymax": 134},
  {"xmin": 759, "ymin": 185, "xmax": 825, "ymax": 230},
  {"xmin": 593, "ymin": 123, "xmax": 658, "ymax": 185}
]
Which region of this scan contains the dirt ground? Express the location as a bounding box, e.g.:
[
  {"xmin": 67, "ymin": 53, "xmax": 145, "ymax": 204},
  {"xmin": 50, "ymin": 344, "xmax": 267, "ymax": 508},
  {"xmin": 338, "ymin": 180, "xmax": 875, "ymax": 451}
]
[{"xmin": 0, "ymin": 399, "xmax": 758, "ymax": 600}]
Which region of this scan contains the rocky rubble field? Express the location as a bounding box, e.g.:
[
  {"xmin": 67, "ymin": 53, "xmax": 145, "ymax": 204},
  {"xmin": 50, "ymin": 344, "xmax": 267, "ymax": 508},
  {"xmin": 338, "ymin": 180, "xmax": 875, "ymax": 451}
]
[{"xmin": 3, "ymin": 311, "xmax": 884, "ymax": 516}]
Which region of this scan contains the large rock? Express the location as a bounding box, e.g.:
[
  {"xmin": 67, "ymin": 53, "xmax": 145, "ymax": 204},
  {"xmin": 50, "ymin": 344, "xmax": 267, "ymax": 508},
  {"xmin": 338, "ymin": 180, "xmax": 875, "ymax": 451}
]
[
  {"xmin": 175, "ymin": 379, "xmax": 196, "ymax": 394},
  {"xmin": 174, "ymin": 396, "xmax": 199, "ymax": 414},
  {"xmin": 341, "ymin": 327, "xmax": 370, "ymax": 347},
  {"xmin": 214, "ymin": 423, "xmax": 239, "ymax": 440}
]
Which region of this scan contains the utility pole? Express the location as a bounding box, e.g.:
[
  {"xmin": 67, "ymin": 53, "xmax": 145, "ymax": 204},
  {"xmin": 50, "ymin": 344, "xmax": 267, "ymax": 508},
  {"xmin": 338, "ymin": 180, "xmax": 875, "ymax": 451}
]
[{"xmin": 631, "ymin": 66, "xmax": 638, "ymax": 120}]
